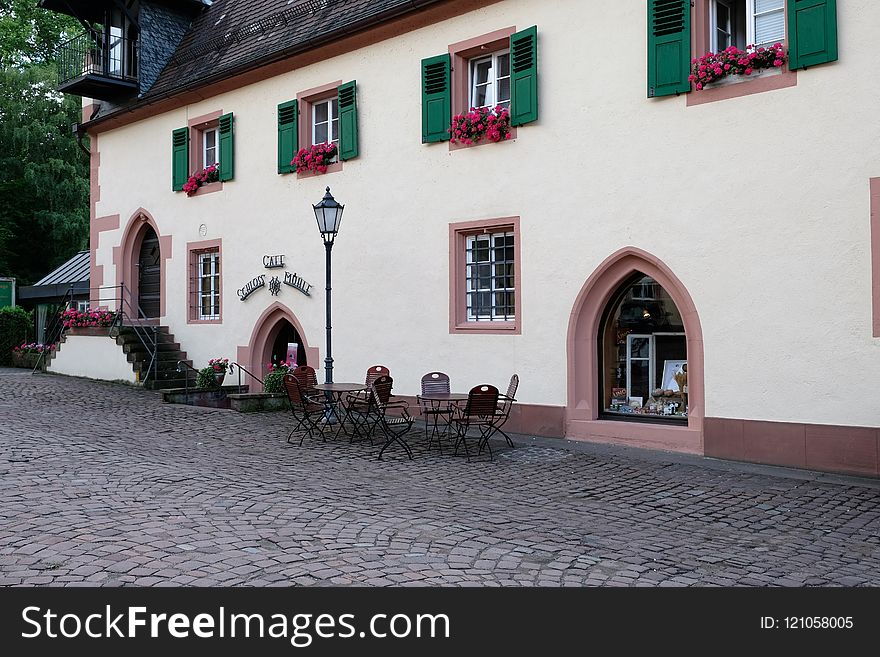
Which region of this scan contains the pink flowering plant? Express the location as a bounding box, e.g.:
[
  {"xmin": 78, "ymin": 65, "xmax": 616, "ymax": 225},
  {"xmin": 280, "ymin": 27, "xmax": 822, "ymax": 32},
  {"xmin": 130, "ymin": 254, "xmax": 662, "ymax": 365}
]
[
  {"xmin": 690, "ymin": 43, "xmax": 786, "ymax": 90},
  {"xmin": 209, "ymin": 357, "xmax": 230, "ymax": 373},
  {"xmin": 263, "ymin": 360, "xmax": 293, "ymax": 393},
  {"xmin": 182, "ymin": 162, "xmax": 220, "ymax": 196},
  {"xmin": 291, "ymin": 143, "xmax": 338, "ymax": 174},
  {"xmin": 61, "ymin": 307, "xmax": 118, "ymax": 328},
  {"xmin": 449, "ymin": 105, "xmax": 512, "ymax": 145},
  {"xmin": 13, "ymin": 342, "xmax": 53, "ymax": 355}
]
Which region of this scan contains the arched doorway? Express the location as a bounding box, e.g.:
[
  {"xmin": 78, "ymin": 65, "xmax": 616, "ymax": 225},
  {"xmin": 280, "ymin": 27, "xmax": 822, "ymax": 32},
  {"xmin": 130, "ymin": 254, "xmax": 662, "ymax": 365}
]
[
  {"xmin": 137, "ymin": 226, "xmax": 161, "ymax": 318},
  {"xmin": 239, "ymin": 302, "xmax": 319, "ymax": 391},
  {"xmin": 566, "ymin": 247, "xmax": 704, "ymax": 453},
  {"xmin": 113, "ymin": 209, "xmax": 170, "ymax": 320}
]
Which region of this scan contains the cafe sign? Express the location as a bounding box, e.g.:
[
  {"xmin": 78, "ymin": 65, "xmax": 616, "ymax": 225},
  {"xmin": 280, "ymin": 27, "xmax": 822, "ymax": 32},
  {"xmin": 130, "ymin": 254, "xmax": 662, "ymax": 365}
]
[{"xmin": 237, "ymin": 255, "xmax": 313, "ymax": 301}]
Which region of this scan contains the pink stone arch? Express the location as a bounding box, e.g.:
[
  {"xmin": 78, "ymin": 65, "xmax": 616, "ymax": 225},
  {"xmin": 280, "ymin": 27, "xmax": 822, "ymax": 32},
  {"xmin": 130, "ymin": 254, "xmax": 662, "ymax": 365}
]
[
  {"xmin": 566, "ymin": 247, "xmax": 705, "ymax": 451},
  {"xmin": 237, "ymin": 301, "xmax": 319, "ymax": 392},
  {"xmin": 111, "ymin": 208, "xmax": 171, "ymax": 318}
]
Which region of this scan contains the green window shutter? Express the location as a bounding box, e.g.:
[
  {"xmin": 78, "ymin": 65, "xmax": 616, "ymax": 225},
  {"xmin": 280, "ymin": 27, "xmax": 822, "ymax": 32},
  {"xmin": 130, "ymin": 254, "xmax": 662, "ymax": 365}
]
[
  {"xmin": 647, "ymin": 0, "xmax": 691, "ymax": 97},
  {"xmin": 421, "ymin": 54, "xmax": 451, "ymax": 143},
  {"xmin": 787, "ymin": 0, "xmax": 837, "ymax": 70},
  {"xmin": 172, "ymin": 127, "xmax": 189, "ymax": 191},
  {"xmin": 510, "ymin": 26, "xmax": 538, "ymax": 127},
  {"xmin": 218, "ymin": 112, "xmax": 234, "ymax": 182},
  {"xmin": 337, "ymin": 81, "xmax": 359, "ymax": 161},
  {"xmin": 277, "ymin": 100, "xmax": 298, "ymax": 174}
]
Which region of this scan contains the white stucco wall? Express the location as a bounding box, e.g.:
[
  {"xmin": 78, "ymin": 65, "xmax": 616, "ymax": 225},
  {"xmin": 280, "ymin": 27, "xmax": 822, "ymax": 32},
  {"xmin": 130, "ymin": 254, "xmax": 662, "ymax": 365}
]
[
  {"xmin": 48, "ymin": 335, "xmax": 137, "ymax": 383},
  {"xmin": 88, "ymin": 0, "xmax": 880, "ymax": 427}
]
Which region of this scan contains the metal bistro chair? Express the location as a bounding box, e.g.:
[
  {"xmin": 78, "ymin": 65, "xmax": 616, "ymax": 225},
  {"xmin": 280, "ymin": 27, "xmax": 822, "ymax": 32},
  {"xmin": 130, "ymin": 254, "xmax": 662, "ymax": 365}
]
[
  {"xmin": 282, "ymin": 374, "xmax": 328, "ymax": 446},
  {"xmin": 450, "ymin": 384, "xmax": 500, "ymax": 461},
  {"xmin": 418, "ymin": 371, "xmax": 451, "ymax": 452},
  {"xmin": 342, "ymin": 365, "xmax": 391, "ymax": 440},
  {"xmin": 369, "ymin": 375, "xmax": 415, "ymax": 460},
  {"xmin": 487, "ymin": 373, "xmax": 519, "ymax": 448}
]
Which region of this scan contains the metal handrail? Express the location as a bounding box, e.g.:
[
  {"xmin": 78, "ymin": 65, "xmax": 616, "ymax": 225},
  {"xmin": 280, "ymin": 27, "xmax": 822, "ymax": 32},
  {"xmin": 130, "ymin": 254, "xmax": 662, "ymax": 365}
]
[
  {"xmin": 57, "ymin": 30, "xmax": 138, "ymax": 85},
  {"xmin": 230, "ymin": 362, "xmax": 264, "ymax": 392},
  {"xmin": 176, "ymin": 360, "xmax": 201, "ymax": 404},
  {"xmin": 31, "ymin": 285, "xmax": 75, "ymax": 374}
]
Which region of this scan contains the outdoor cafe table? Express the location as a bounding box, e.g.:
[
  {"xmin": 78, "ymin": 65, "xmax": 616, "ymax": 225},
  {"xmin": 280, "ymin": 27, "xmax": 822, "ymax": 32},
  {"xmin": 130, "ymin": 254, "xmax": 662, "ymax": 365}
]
[
  {"xmin": 417, "ymin": 392, "xmax": 469, "ymax": 453},
  {"xmin": 313, "ymin": 382, "xmax": 367, "ymax": 437}
]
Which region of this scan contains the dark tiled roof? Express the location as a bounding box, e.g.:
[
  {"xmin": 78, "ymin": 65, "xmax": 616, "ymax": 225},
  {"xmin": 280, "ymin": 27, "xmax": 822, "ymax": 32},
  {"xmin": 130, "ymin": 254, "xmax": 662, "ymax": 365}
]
[
  {"xmin": 34, "ymin": 251, "xmax": 90, "ymax": 286},
  {"xmin": 143, "ymin": 0, "xmax": 445, "ymax": 101}
]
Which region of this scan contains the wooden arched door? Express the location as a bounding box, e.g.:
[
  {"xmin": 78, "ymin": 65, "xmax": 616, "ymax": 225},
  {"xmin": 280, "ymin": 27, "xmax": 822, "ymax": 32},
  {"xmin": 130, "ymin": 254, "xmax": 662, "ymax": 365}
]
[{"xmin": 137, "ymin": 226, "xmax": 161, "ymax": 318}]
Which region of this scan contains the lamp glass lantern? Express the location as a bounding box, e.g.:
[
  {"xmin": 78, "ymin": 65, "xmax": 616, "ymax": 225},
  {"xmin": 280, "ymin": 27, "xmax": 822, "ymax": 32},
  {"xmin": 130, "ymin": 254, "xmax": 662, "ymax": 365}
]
[{"xmin": 313, "ymin": 186, "xmax": 344, "ymax": 244}]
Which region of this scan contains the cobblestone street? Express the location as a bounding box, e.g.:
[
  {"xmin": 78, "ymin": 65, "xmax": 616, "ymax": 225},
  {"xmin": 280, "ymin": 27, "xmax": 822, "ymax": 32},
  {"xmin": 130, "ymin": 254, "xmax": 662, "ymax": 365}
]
[{"xmin": 1, "ymin": 369, "xmax": 878, "ymax": 587}]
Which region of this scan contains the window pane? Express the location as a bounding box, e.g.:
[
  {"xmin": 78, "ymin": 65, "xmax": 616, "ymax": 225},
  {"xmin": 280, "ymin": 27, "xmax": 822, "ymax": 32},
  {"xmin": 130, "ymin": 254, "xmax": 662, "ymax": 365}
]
[
  {"xmin": 754, "ymin": 10, "xmax": 785, "ymax": 46},
  {"xmin": 330, "ymin": 98, "xmax": 338, "ymax": 119},
  {"xmin": 629, "ymin": 361, "xmax": 650, "ymax": 400},
  {"xmin": 497, "ymin": 53, "xmax": 510, "ymax": 77},
  {"xmin": 314, "ymin": 101, "xmax": 328, "ymax": 123},
  {"xmin": 497, "ymin": 77, "xmax": 511, "ymax": 104},
  {"xmin": 473, "ymin": 84, "xmax": 489, "ymax": 108},
  {"xmin": 755, "ymin": 0, "xmax": 783, "ymax": 13},
  {"xmin": 473, "ymin": 59, "xmax": 491, "ymax": 85},
  {"xmin": 631, "ymin": 337, "xmax": 650, "ymax": 359},
  {"xmin": 315, "ymin": 123, "xmax": 328, "ymax": 145},
  {"xmin": 331, "ymin": 117, "xmax": 339, "ymax": 143}
]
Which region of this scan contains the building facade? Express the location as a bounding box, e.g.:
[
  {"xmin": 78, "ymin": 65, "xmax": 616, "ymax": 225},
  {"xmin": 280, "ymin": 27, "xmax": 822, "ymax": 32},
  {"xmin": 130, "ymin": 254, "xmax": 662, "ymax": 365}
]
[{"xmin": 42, "ymin": 0, "xmax": 880, "ymax": 476}]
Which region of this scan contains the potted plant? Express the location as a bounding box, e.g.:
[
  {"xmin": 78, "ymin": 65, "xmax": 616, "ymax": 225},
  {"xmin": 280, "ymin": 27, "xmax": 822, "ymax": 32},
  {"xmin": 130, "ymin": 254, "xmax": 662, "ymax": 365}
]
[
  {"xmin": 182, "ymin": 162, "xmax": 220, "ymax": 196},
  {"xmin": 690, "ymin": 43, "xmax": 787, "ymax": 90},
  {"xmin": 449, "ymin": 105, "xmax": 512, "ymax": 145},
  {"xmin": 263, "ymin": 360, "xmax": 292, "ymax": 393},
  {"xmin": 291, "ymin": 143, "xmax": 337, "ymax": 174},
  {"xmin": 209, "ymin": 357, "xmax": 229, "ymax": 386}
]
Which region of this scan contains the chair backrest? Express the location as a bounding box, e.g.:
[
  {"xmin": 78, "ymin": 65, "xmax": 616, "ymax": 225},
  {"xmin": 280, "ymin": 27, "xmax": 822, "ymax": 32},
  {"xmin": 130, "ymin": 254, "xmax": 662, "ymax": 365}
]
[
  {"xmin": 291, "ymin": 365, "xmax": 318, "ymax": 392},
  {"xmin": 370, "ymin": 375, "xmax": 394, "ymax": 408},
  {"xmin": 365, "ymin": 365, "xmax": 390, "ymax": 388},
  {"xmin": 464, "ymin": 384, "xmax": 499, "ymax": 417},
  {"xmin": 282, "ymin": 374, "xmax": 307, "ymax": 406},
  {"xmin": 499, "ymin": 374, "xmax": 519, "ymax": 412},
  {"xmin": 420, "ymin": 371, "xmax": 450, "ymax": 396}
]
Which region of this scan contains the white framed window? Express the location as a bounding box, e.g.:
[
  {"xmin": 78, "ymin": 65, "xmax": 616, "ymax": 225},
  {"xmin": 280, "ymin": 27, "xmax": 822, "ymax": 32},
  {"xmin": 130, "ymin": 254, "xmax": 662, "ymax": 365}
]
[
  {"xmin": 710, "ymin": 0, "xmax": 784, "ymax": 52},
  {"xmin": 197, "ymin": 251, "xmax": 220, "ymax": 320},
  {"xmin": 312, "ymin": 97, "xmax": 339, "ymax": 149},
  {"xmin": 465, "ymin": 231, "xmax": 515, "ymax": 321},
  {"xmin": 203, "ymin": 127, "xmax": 218, "ymax": 167},
  {"xmin": 469, "ymin": 49, "xmax": 511, "ymax": 110}
]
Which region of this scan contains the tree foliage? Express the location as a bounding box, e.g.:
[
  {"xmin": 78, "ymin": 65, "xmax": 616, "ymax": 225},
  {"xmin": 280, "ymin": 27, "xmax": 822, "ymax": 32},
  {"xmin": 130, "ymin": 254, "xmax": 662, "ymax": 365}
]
[
  {"xmin": 0, "ymin": 2, "xmax": 88, "ymax": 285},
  {"xmin": 0, "ymin": 0, "xmax": 82, "ymax": 68}
]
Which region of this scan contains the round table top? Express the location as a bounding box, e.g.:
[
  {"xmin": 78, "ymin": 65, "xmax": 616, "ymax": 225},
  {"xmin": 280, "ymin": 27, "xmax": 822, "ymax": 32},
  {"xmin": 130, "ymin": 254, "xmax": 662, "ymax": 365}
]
[
  {"xmin": 313, "ymin": 382, "xmax": 367, "ymax": 392},
  {"xmin": 418, "ymin": 392, "xmax": 469, "ymax": 402}
]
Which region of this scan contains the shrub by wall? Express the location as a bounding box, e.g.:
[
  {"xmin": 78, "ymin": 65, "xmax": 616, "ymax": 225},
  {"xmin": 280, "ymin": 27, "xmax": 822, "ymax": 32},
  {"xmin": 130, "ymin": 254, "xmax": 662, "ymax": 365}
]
[{"xmin": 0, "ymin": 306, "xmax": 33, "ymax": 366}]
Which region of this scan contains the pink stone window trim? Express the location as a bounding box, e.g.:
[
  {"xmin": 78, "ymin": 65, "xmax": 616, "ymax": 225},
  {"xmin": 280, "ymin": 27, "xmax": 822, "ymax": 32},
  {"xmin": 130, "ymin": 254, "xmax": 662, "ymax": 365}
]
[
  {"xmin": 871, "ymin": 178, "xmax": 880, "ymax": 338},
  {"xmin": 686, "ymin": 0, "xmax": 797, "ymax": 107},
  {"xmin": 449, "ymin": 216, "xmax": 521, "ymax": 335},
  {"xmin": 187, "ymin": 110, "xmax": 224, "ymax": 195},
  {"xmin": 297, "ymin": 80, "xmax": 344, "ymax": 177},
  {"xmin": 448, "ymin": 27, "xmax": 518, "ymax": 150},
  {"xmin": 187, "ymin": 238, "xmax": 222, "ymax": 324}
]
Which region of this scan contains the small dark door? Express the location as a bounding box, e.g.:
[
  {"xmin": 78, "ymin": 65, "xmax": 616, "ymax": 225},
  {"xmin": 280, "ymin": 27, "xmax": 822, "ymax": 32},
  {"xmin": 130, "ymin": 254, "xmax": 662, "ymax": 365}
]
[{"xmin": 137, "ymin": 227, "xmax": 161, "ymax": 318}]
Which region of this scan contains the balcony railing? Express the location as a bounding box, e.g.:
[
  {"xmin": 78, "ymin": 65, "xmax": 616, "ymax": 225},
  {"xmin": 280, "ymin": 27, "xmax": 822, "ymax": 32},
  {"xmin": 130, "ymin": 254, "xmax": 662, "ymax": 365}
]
[{"xmin": 57, "ymin": 30, "xmax": 138, "ymax": 94}]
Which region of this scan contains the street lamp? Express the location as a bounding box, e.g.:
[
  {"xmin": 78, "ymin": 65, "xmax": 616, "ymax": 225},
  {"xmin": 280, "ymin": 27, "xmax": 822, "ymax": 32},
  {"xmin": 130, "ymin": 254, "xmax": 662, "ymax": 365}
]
[{"xmin": 313, "ymin": 186, "xmax": 344, "ymax": 391}]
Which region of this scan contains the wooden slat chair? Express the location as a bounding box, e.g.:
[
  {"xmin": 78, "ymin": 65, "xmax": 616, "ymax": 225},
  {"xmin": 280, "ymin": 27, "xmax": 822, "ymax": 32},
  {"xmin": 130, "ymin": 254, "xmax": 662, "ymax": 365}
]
[
  {"xmin": 282, "ymin": 374, "xmax": 328, "ymax": 446},
  {"xmin": 418, "ymin": 371, "xmax": 451, "ymax": 451},
  {"xmin": 450, "ymin": 384, "xmax": 500, "ymax": 461},
  {"xmin": 368, "ymin": 376, "xmax": 415, "ymax": 460},
  {"xmin": 343, "ymin": 365, "xmax": 391, "ymax": 440},
  {"xmin": 291, "ymin": 365, "xmax": 318, "ymax": 395}
]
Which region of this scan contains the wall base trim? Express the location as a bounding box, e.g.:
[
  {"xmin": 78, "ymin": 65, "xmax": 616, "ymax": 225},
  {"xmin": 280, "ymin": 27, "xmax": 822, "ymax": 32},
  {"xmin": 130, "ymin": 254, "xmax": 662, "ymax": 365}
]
[{"xmin": 705, "ymin": 417, "xmax": 880, "ymax": 477}]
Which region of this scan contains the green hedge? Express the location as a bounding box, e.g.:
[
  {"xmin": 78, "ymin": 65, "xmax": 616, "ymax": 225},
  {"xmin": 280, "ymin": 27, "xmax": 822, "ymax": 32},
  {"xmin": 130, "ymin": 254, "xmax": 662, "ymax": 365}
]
[{"xmin": 0, "ymin": 306, "xmax": 32, "ymax": 366}]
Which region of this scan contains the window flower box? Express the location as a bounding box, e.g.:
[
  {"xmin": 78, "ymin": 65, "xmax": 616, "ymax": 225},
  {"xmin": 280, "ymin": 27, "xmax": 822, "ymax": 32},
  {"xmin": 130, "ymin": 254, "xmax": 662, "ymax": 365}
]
[
  {"xmin": 690, "ymin": 44, "xmax": 787, "ymax": 91},
  {"xmin": 183, "ymin": 163, "xmax": 220, "ymax": 196},
  {"xmin": 449, "ymin": 105, "xmax": 512, "ymax": 145},
  {"xmin": 292, "ymin": 143, "xmax": 338, "ymax": 175},
  {"xmin": 61, "ymin": 308, "xmax": 118, "ymax": 328}
]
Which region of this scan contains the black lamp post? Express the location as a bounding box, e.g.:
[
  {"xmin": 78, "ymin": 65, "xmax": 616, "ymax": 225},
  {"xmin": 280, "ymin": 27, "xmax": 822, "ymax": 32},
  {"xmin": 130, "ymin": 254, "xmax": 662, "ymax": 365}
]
[{"xmin": 313, "ymin": 186, "xmax": 344, "ymax": 392}]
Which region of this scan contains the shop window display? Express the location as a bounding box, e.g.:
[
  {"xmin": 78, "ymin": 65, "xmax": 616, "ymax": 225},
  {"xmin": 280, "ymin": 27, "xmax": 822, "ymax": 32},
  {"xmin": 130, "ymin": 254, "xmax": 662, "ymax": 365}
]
[{"xmin": 600, "ymin": 274, "xmax": 688, "ymax": 422}]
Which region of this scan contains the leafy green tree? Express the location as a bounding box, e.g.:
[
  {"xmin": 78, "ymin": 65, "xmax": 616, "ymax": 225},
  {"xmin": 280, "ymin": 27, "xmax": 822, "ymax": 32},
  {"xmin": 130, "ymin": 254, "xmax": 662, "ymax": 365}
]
[
  {"xmin": 0, "ymin": 2, "xmax": 88, "ymax": 284},
  {"xmin": 0, "ymin": 0, "xmax": 82, "ymax": 68}
]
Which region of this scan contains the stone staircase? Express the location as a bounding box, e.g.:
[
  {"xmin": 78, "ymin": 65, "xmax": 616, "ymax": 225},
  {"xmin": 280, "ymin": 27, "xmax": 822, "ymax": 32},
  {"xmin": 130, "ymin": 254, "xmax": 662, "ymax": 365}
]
[{"xmin": 115, "ymin": 325, "xmax": 196, "ymax": 390}]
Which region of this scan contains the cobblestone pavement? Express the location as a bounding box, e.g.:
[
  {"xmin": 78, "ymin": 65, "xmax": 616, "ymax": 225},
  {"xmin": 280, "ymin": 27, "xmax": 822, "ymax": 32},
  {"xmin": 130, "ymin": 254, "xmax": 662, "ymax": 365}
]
[{"xmin": 1, "ymin": 369, "xmax": 879, "ymax": 587}]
